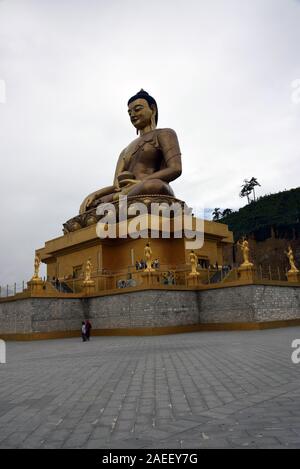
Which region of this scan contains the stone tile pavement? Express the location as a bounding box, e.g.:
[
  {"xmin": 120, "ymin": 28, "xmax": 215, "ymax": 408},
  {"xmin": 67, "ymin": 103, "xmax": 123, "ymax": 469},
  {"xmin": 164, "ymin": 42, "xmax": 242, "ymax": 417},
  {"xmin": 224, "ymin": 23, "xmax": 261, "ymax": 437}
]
[{"xmin": 0, "ymin": 327, "xmax": 300, "ymax": 449}]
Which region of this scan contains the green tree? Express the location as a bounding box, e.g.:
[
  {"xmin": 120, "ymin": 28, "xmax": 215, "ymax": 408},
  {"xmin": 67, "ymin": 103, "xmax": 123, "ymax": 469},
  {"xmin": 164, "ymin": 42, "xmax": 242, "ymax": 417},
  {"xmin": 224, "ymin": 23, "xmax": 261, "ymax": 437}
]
[
  {"xmin": 248, "ymin": 177, "xmax": 261, "ymax": 201},
  {"xmin": 240, "ymin": 177, "xmax": 261, "ymax": 204},
  {"xmin": 212, "ymin": 208, "xmax": 222, "ymax": 221},
  {"xmin": 222, "ymin": 208, "xmax": 233, "ymax": 217},
  {"xmin": 240, "ymin": 179, "xmax": 252, "ymax": 204}
]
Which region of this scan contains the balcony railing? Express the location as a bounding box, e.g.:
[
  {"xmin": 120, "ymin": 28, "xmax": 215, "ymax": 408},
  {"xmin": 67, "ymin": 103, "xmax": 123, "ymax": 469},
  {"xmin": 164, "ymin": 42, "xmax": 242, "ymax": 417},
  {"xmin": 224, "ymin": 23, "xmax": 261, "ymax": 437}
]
[{"xmin": 0, "ymin": 265, "xmax": 294, "ymax": 299}]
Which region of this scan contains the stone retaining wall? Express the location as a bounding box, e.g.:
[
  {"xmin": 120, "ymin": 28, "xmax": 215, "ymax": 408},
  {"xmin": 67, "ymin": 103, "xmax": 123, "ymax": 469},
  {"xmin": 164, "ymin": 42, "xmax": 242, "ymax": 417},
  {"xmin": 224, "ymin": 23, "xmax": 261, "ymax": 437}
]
[
  {"xmin": 0, "ymin": 298, "xmax": 83, "ymax": 334},
  {"xmin": 0, "ymin": 285, "xmax": 300, "ymax": 336},
  {"xmin": 199, "ymin": 285, "xmax": 300, "ymax": 323},
  {"xmin": 88, "ymin": 290, "xmax": 200, "ymax": 329}
]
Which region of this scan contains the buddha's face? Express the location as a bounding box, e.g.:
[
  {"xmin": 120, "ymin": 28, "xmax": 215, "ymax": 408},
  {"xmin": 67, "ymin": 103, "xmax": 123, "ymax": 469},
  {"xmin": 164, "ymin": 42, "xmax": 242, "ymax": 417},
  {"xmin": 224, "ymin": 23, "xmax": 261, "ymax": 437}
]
[{"xmin": 128, "ymin": 98, "xmax": 155, "ymax": 130}]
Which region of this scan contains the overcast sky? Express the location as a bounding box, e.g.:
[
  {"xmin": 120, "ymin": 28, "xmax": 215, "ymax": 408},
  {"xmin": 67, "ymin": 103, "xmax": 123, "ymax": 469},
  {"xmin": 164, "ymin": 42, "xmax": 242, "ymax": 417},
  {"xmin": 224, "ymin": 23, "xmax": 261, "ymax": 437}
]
[{"xmin": 0, "ymin": 0, "xmax": 300, "ymax": 285}]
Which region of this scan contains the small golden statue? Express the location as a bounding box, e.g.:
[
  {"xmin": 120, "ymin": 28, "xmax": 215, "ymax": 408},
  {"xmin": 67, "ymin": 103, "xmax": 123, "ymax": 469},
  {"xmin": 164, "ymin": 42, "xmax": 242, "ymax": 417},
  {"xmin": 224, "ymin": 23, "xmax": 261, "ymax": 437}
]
[
  {"xmin": 82, "ymin": 258, "xmax": 95, "ymax": 293},
  {"xmin": 28, "ymin": 252, "xmax": 44, "ymax": 291},
  {"xmin": 188, "ymin": 250, "xmax": 199, "ymax": 277},
  {"xmin": 144, "ymin": 242, "xmax": 155, "ymax": 272},
  {"xmin": 84, "ymin": 258, "xmax": 93, "ymax": 284},
  {"xmin": 285, "ymin": 245, "xmax": 299, "ymax": 273},
  {"xmin": 237, "ymin": 238, "xmax": 253, "ymax": 268},
  {"xmin": 32, "ymin": 254, "xmax": 41, "ymax": 281}
]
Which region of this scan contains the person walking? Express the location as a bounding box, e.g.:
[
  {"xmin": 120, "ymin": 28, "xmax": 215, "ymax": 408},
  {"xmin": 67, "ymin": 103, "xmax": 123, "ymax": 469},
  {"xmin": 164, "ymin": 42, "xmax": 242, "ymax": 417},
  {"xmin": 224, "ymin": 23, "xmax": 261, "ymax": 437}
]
[
  {"xmin": 85, "ymin": 319, "xmax": 92, "ymax": 341},
  {"xmin": 81, "ymin": 321, "xmax": 87, "ymax": 342}
]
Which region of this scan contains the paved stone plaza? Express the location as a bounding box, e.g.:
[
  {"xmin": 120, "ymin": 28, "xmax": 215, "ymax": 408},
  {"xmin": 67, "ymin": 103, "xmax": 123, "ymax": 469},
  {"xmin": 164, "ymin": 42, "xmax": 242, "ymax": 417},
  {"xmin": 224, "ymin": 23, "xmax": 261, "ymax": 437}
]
[{"xmin": 0, "ymin": 327, "xmax": 300, "ymax": 449}]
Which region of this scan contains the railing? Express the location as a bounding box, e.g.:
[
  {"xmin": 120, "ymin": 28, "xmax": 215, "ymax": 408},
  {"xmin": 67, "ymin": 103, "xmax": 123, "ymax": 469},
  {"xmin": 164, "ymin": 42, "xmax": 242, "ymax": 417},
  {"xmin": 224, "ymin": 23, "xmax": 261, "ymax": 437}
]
[
  {"xmin": 0, "ymin": 265, "xmax": 294, "ymax": 299},
  {"xmin": 218, "ymin": 266, "xmax": 289, "ymax": 283},
  {"xmin": 255, "ymin": 265, "xmax": 288, "ymax": 282},
  {"xmin": 61, "ymin": 267, "xmax": 221, "ymax": 292},
  {"xmin": 0, "ymin": 281, "xmax": 26, "ymax": 298}
]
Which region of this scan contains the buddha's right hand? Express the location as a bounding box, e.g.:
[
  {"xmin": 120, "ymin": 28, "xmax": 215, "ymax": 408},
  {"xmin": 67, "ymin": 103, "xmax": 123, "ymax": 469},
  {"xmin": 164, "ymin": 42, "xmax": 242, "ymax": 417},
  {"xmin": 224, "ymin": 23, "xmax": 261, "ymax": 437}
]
[
  {"xmin": 117, "ymin": 171, "xmax": 135, "ymax": 183},
  {"xmin": 79, "ymin": 185, "xmax": 120, "ymax": 214},
  {"xmin": 80, "ymin": 194, "xmax": 95, "ymax": 214},
  {"xmin": 118, "ymin": 178, "xmax": 139, "ymax": 188}
]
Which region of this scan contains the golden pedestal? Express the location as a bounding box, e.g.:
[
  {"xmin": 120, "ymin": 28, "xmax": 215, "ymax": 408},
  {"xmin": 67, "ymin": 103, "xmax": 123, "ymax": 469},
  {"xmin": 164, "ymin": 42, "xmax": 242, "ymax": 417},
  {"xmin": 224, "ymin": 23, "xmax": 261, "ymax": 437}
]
[
  {"xmin": 27, "ymin": 278, "xmax": 44, "ymax": 293},
  {"xmin": 238, "ymin": 264, "xmax": 255, "ymax": 282},
  {"xmin": 187, "ymin": 273, "xmax": 200, "ymax": 287},
  {"xmin": 141, "ymin": 271, "xmax": 160, "ymax": 287},
  {"xmin": 287, "ymin": 271, "xmax": 300, "ymax": 283},
  {"xmin": 82, "ymin": 280, "xmax": 96, "ymax": 295}
]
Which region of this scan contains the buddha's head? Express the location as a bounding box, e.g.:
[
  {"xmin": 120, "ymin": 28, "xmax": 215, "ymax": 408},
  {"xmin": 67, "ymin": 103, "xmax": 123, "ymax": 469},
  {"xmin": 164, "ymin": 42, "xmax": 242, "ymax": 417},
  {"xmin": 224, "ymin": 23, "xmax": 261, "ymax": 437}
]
[{"xmin": 128, "ymin": 89, "xmax": 158, "ymax": 132}]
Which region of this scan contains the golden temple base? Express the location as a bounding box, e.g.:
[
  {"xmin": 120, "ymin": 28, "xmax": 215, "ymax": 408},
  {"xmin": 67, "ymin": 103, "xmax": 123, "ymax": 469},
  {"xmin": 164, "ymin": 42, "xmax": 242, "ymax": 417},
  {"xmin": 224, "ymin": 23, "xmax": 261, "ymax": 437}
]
[{"xmin": 36, "ymin": 213, "xmax": 233, "ymax": 294}]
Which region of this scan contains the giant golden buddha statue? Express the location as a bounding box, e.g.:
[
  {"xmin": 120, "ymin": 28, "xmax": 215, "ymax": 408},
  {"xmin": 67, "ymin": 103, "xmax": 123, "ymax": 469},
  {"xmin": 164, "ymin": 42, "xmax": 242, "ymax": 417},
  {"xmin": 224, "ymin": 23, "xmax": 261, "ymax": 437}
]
[
  {"xmin": 79, "ymin": 89, "xmax": 182, "ymax": 214},
  {"xmin": 39, "ymin": 90, "xmax": 233, "ymax": 283}
]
